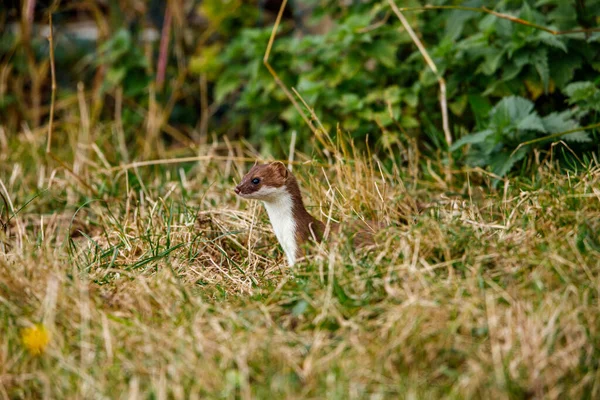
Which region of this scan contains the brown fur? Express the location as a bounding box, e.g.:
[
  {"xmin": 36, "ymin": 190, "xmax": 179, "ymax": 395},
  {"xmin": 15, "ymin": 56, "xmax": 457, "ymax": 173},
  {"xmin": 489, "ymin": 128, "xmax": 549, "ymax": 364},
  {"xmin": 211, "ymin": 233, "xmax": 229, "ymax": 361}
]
[{"xmin": 285, "ymin": 170, "xmax": 325, "ymax": 245}]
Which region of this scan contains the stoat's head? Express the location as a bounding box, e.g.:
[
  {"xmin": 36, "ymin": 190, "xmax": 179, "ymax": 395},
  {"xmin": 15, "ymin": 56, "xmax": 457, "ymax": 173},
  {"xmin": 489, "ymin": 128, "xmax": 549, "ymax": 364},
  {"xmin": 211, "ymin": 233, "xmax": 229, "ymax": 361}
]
[{"xmin": 234, "ymin": 162, "xmax": 290, "ymax": 201}]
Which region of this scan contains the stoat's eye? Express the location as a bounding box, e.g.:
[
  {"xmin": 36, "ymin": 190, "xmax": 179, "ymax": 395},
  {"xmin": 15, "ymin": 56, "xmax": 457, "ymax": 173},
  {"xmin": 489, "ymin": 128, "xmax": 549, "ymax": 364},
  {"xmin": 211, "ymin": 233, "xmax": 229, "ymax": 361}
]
[{"xmin": 251, "ymin": 178, "xmax": 260, "ymax": 185}]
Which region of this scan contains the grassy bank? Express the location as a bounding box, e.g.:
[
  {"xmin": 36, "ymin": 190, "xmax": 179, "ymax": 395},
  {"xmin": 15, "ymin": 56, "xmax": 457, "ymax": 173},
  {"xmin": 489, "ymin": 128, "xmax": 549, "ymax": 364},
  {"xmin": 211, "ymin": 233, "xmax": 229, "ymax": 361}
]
[{"xmin": 1, "ymin": 134, "xmax": 599, "ymax": 399}]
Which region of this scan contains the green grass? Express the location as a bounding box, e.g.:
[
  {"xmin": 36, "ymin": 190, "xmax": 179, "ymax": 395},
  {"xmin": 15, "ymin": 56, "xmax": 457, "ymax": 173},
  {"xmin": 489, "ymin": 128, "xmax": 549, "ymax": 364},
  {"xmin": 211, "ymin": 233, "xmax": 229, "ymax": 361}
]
[{"xmin": 1, "ymin": 133, "xmax": 600, "ymax": 399}]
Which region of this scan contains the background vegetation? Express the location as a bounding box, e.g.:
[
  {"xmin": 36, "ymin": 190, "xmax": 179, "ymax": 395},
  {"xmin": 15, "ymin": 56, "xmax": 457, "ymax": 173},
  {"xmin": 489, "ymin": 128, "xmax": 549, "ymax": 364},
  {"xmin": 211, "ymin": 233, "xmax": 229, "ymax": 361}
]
[
  {"xmin": 2, "ymin": 0, "xmax": 599, "ymax": 173},
  {"xmin": 1, "ymin": 0, "xmax": 600, "ymax": 398}
]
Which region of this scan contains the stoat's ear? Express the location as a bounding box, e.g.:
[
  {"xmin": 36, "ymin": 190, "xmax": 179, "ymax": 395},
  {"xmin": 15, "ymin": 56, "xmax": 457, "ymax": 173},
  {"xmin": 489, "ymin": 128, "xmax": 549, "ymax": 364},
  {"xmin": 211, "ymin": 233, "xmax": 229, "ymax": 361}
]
[{"xmin": 271, "ymin": 161, "xmax": 289, "ymax": 179}]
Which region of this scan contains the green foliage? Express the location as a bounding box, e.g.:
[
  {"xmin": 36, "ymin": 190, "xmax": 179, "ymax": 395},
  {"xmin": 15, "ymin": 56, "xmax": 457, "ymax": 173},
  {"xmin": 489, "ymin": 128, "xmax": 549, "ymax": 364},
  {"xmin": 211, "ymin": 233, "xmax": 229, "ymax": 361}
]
[
  {"xmin": 200, "ymin": 0, "xmax": 600, "ymax": 168},
  {"xmin": 1, "ymin": 0, "xmax": 599, "ymax": 179},
  {"xmin": 564, "ymin": 81, "xmax": 600, "ymax": 112},
  {"xmin": 451, "ymin": 95, "xmax": 589, "ymax": 178},
  {"xmin": 201, "ymin": 4, "xmax": 424, "ymax": 153},
  {"xmin": 95, "ymin": 29, "xmax": 149, "ymax": 96}
]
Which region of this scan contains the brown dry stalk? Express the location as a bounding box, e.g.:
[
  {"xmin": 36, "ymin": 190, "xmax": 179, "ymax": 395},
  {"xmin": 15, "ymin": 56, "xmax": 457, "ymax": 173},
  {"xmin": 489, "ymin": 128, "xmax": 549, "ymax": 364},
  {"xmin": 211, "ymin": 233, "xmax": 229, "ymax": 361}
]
[
  {"xmin": 46, "ymin": 13, "xmax": 56, "ymax": 154},
  {"xmin": 156, "ymin": 1, "xmax": 173, "ymax": 91},
  {"xmin": 512, "ymin": 121, "xmax": 600, "ymax": 156},
  {"xmin": 399, "ymin": 5, "xmax": 600, "ymax": 36},
  {"xmin": 291, "ymin": 88, "xmax": 335, "ymax": 151},
  {"xmin": 388, "ymin": 0, "xmax": 452, "ymax": 148},
  {"xmin": 198, "ymin": 74, "xmax": 209, "ymax": 140},
  {"xmin": 109, "ymin": 155, "xmax": 328, "ymax": 173}
]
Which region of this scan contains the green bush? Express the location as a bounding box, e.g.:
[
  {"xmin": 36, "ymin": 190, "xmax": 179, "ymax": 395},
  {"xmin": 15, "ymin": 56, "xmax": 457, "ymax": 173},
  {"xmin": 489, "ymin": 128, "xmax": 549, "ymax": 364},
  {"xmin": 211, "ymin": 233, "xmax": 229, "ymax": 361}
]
[
  {"xmin": 199, "ymin": 0, "xmax": 600, "ymax": 173},
  {"xmin": 450, "ymin": 96, "xmax": 589, "ymax": 178},
  {"xmin": 1, "ymin": 0, "xmax": 599, "ymax": 178}
]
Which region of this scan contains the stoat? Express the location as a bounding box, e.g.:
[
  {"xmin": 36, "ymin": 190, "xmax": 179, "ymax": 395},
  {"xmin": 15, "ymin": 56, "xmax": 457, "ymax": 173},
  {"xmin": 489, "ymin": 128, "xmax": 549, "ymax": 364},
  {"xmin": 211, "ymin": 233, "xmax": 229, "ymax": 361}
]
[
  {"xmin": 234, "ymin": 162, "xmax": 327, "ymax": 266},
  {"xmin": 234, "ymin": 162, "xmax": 380, "ymax": 266}
]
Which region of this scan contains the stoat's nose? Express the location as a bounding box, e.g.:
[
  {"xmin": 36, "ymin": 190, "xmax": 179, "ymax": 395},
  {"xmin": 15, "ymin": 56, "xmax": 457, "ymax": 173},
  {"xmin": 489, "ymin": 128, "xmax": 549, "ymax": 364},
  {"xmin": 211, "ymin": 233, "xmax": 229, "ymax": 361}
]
[{"xmin": 234, "ymin": 186, "xmax": 241, "ymax": 195}]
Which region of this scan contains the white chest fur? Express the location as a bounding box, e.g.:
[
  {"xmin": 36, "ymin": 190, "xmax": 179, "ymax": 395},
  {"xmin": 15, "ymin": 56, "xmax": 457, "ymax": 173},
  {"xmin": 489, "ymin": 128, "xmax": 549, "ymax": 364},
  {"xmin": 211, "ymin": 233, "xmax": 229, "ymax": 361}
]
[{"xmin": 261, "ymin": 189, "xmax": 298, "ymax": 266}]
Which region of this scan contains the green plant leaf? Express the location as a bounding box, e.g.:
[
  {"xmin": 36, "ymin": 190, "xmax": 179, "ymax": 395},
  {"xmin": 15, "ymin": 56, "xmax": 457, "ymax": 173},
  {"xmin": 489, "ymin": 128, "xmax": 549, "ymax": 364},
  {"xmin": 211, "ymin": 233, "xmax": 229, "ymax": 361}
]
[
  {"xmin": 96, "ymin": 29, "xmax": 131, "ymax": 65},
  {"xmin": 537, "ymin": 32, "xmax": 568, "ymax": 53},
  {"xmin": 532, "ymin": 49, "xmax": 550, "ymax": 93},
  {"xmin": 540, "ymin": 110, "xmax": 590, "ymax": 142},
  {"xmin": 449, "ymin": 95, "xmax": 468, "ymax": 116},
  {"xmin": 491, "ymin": 96, "xmax": 535, "ymax": 127},
  {"xmin": 400, "ymin": 115, "xmax": 419, "ymax": 129},
  {"xmin": 517, "ymin": 113, "xmax": 546, "ymax": 133},
  {"xmin": 383, "ymin": 86, "xmax": 401, "ymax": 105},
  {"xmin": 562, "ymin": 131, "xmax": 592, "ymax": 143},
  {"xmin": 104, "ymin": 67, "xmax": 126, "ymax": 90},
  {"xmin": 502, "ymin": 51, "xmax": 529, "ymax": 82},
  {"xmin": 445, "ymin": 9, "xmax": 475, "ymax": 41},
  {"xmin": 551, "ymin": 55, "xmax": 581, "ymax": 89},
  {"xmin": 339, "ymin": 94, "xmax": 363, "ymax": 112},
  {"xmin": 215, "ymin": 76, "xmax": 240, "ymax": 103},
  {"xmin": 489, "ymin": 146, "xmax": 528, "ymax": 178},
  {"xmin": 468, "ymin": 94, "xmax": 492, "ymax": 129},
  {"xmin": 480, "ymin": 50, "xmax": 505, "ymax": 76},
  {"xmin": 542, "ymin": 110, "xmax": 578, "ymax": 133},
  {"xmin": 450, "ymin": 129, "xmax": 494, "ymax": 150},
  {"xmin": 368, "ymin": 40, "xmax": 397, "ymax": 68},
  {"xmin": 564, "ymin": 81, "xmax": 599, "ymax": 102}
]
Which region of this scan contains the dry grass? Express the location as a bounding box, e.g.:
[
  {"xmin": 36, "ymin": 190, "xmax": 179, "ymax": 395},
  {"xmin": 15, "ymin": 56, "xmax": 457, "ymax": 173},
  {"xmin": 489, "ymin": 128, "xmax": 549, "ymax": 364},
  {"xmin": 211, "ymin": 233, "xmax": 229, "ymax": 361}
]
[{"xmin": 1, "ymin": 127, "xmax": 600, "ymax": 399}]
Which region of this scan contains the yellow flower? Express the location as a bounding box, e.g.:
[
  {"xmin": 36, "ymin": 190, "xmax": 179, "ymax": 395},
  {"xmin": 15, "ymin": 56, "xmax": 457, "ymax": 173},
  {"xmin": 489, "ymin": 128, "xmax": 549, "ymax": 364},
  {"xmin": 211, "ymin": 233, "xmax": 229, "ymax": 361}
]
[{"xmin": 21, "ymin": 324, "xmax": 50, "ymax": 356}]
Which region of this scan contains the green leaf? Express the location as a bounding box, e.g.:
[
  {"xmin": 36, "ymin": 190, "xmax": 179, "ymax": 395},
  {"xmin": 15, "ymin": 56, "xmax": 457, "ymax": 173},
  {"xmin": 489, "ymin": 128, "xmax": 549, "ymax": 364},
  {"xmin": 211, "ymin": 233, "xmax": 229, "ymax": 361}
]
[
  {"xmin": 517, "ymin": 113, "xmax": 546, "ymax": 133},
  {"xmin": 420, "ymin": 68, "xmax": 438, "ymax": 87},
  {"xmin": 368, "ymin": 40, "xmax": 397, "ymax": 68},
  {"xmin": 449, "ymin": 95, "xmax": 468, "ymax": 116},
  {"xmin": 339, "ymin": 94, "xmax": 363, "ymax": 112},
  {"xmin": 215, "ymin": 76, "xmax": 240, "ymax": 103},
  {"xmin": 344, "ymin": 13, "xmax": 373, "ymax": 31},
  {"xmin": 503, "ymin": 51, "xmax": 529, "ymax": 81},
  {"xmin": 546, "ymin": 2, "xmax": 578, "ymax": 26},
  {"xmin": 97, "ymin": 29, "xmax": 131, "ymax": 64},
  {"xmin": 589, "ymin": 32, "xmax": 600, "ymax": 43},
  {"xmin": 541, "ymin": 110, "xmax": 590, "ymax": 142},
  {"xmin": 564, "ymin": 81, "xmax": 599, "ymax": 102},
  {"xmin": 468, "ymin": 94, "xmax": 492, "ymax": 128},
  {"xmin": 189, "ymin": 44, "xmax": 223, "ymax": 78},
  {"xmin": 450, "ymin": 129, "xmax": 494, "ymax": 151},
  {"xmin": 537, "ymin": 32, "xmax": 568, "ymax": 52},
  {"xmin": 480, "ymin": 50, "xmax": 505, "ymax": 76},
  {"xmin": 123, "ymin": 72, "xmax": 150, "ymax": 97},
  {"xmin": 104, "ymin": 67, "xmax": 126, "ymax": 90},
  {"xmin": 403, "ymin": 92, "xmax": 419, "ymax": 108},
  {"xmin": 478, "ymin": 14, "xmax": 498, "ymax": 33},
  {"xmin": 563, "ymin": 131, "xmax": 591, "ymax": 143},
  {"xmin": 491, "ymin": 96, "xmax": 535, "ymax": 127},
  {"xmin": 372, "ymin": 111, "xmax": 393, "ymax": 127},
  {"xmin": 400, "ymin": 115, "xmax": 419, "ymax": 129},
  {"xmin": 542, "ymin": 110, "xmax": 578, "ymax": 133},
  {"xmin": 296, "ymin": 76, "xmax": 323, "ymax": 97},
  {"xmin": 532, "ymin": 49, "xmax": 549, "ymax": 93},
  {"xmin": 551, "ymin": 55, "xmax": 581, "ymax": 89},
  {"xmin": 489, "ymin": 147, "xmax": 528, "ymax": 178},
  {"xmin": 445, "ymin": 9, "xmax": 476, "ymax": 41},
  {"xmin": 383, "ymin": 86, "xmax": 401, "ymax": 105}
]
